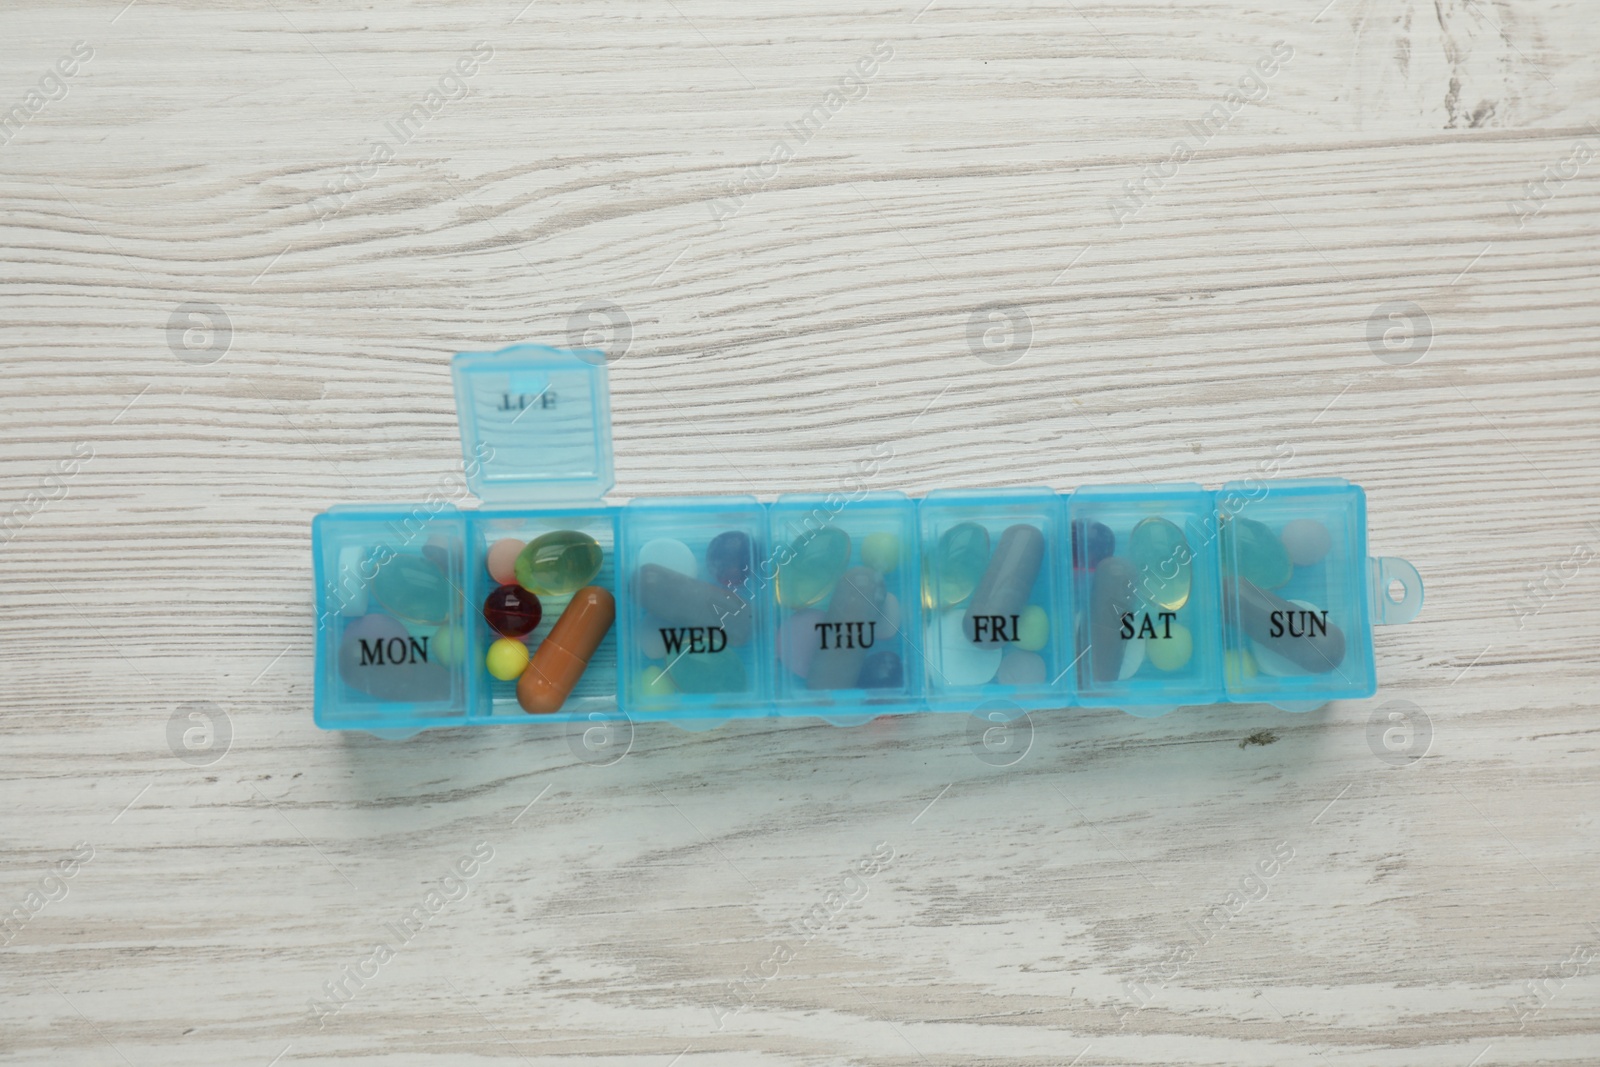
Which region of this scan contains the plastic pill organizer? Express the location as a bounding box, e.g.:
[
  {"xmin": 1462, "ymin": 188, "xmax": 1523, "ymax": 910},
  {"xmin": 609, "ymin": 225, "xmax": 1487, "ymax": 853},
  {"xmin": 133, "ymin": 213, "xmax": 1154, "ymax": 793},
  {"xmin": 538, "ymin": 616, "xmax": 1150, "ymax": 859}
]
[{"xmin": 311, "ymin": 345, "xmax": 1424, "ymax": 734}]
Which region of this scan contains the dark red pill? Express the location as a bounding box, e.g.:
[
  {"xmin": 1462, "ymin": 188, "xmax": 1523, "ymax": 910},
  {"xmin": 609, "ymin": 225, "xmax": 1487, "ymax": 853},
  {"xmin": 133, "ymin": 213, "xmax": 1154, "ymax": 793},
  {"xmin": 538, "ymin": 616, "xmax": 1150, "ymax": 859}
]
[{"xmin": 482, "ymin": 584, "xmax": 542, "ymax": 638}]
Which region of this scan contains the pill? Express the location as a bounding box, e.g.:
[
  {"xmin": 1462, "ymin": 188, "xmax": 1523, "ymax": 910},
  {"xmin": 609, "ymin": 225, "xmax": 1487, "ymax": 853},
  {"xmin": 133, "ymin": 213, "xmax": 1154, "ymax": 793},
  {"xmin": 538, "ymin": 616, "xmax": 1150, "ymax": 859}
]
[
  {"xmin": 1015, "ymin": 604, "xmax": 1049, "ymax": 652},
  {"xmin": 1225, "ymin": 517, "xmax": 1291, "ymax": 590},
  {"xmin": 339, "ymin": 614, "xmax": 451, "ymax": 701},
  {"xmin": 1145, "ymin": 622, "xmax": 1193, "ymax": 672},
  {"xmin": 997, "ymin": 649, "xmax": 1047, "ymax": 686},
  {"xmin": 778, "ymin": 608, "xmax": 825, "ymax": 677},
  {"xmin": 638, "ymin": 537, "xmax": 697, "ymax": 576},
  {"xmin": 1089, "ymin": 556, "xmax": 1136, "ymax": 685},
  {"xmin": 516, "ymin": 530, "xmax": 603, "ymax": 597},
  {"xmin": 1071, "ymin": 520, "xmax": 1115, "ymax": 570},
  {"xmin": 371, "ymin": 552, "xmax": 450, "ymax": 624},
  {"xmin": 1224, "ymin": 648, "xmax": 1258, "ymax": 687},
  {"xmin": 937, "ymin": 610, "xmax": 1001, "ymax": 686},
  {"xmin": 432, "ymin": 623, "xmax": 466, "ymax": 667},
  {"xmin": 1129, "ymin": 516, "xmax": 1192, "ymax": 611},
  {"xmin": 707, "ymin": 530, "xmax": 754, "ymax": 589},
  {"xmin": 1225, "ymin": 578, "xmax": 1345, "ymax": 674},
  {"xmin": 777, "ymin": 526, "xmax": 851, "ymax": 609},
  {"xmin": 635, "ymin": 562, "xmax": 752, "ymax": 646},
  {"xmin": 486, "ymin": 637, "xmax": 530, "ymax": 681},
  {"xmin": 1280, "ymin": 518, "xmax": 1331, "ymax": 567},
  {"xmin": 860, "ymin": 531, "xmax": 901, "ymax": 574},
  {"xmin": 964, "ymin": 523, "xmax": 1045, "ymax": 644},
  {"xmin": 668, "ymin": 649, "xmax": 746, "ymax": 694},
  {"xmin": 482, "ymin": 584, "xmax": 542, "ymax": 638},
  {"xmin": 638, "ymin": 665, "xmax": 676, "ymax": 698},
  {"xmin": 857, "ymin": 649, "xmax": 903, "ymax": 689},
  {"xmin": 486, "ymin": 538, "xmax": 524, "ymax": 585},
  {"xmin": 518, "ymin": 586, "xmax": 616, "ymax": 714},
  {"xmin": 923, "ymin": 522, "xmax": 989, "ymax": 609},
  {"xmin": 807, "ymin": 566, "xmax": 887, "ymax": 690}
]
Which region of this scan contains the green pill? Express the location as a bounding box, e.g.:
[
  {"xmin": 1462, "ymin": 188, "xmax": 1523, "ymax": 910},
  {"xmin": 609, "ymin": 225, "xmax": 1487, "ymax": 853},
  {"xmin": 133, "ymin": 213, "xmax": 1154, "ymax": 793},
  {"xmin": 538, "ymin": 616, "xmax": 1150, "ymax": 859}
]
[
  {"xmin": 776, "ymin": 526, "xmax": 851, "ymax": 609},
  {"xmin": 1224, "ymin": 517, "xmax": 1293, "ymax": 590},
  {"xmin": 860, "ymin": 531, "xmax": 901, "ymax": 574},
  {"xmin": 1128, "ymin": 517, "xmax": 1192, "ymax": 611},
  {"xmin": 921, "ymin": 522, "xmax": 989, "ymax": 609},
  {"xmin": 515, "ymin": 530, "xmax": 603, "ymax": 597}
]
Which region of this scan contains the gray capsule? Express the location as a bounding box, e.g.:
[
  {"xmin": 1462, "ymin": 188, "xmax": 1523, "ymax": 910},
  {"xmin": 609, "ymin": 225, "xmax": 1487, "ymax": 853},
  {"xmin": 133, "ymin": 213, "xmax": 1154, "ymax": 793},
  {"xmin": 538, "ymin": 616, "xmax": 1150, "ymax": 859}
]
[
  {"xmin": 634, "ymin": 563, "xmax": 752, "ymax": 646},
  {"xmin": 964, "ymin": 523, "xmax": 1045, "ymax": 645},
  {"xmin": 1226, "ymin": 578, "xmax": 1345, "ymax": 673},
  {"xmin": 1088, "ymin": 556, "xmax": 1136, "ymax": 685},
  {"xmin": 807, "ymin": 566, "xmax": 887, "ymax": 690}
]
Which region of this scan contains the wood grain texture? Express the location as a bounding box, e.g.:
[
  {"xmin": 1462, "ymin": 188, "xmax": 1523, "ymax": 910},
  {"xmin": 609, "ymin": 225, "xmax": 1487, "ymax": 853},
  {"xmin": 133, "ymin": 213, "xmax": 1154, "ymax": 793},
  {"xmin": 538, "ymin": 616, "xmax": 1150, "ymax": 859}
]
[{"xmin": 2, "ymin": 0, "xmax": 1598, "ymax": 1063}]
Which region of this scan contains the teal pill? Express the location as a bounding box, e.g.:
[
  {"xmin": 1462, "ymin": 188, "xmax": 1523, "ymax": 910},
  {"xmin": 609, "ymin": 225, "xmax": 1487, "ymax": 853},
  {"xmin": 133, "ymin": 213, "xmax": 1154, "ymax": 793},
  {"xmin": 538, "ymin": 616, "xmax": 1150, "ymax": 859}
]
[
  {"xmin": 668, "ymin": 650, "xmax": 747, "ymax": 694},
  {"xmin": 1128, "ymin": 517, "xmax": 1192, "ymax": 611},
  {"xmin": 922, "ymin": 522, "xmax": 990, "ymax": 609},
  {"xmin": 1226, "ymin": 517, "xmax": 1293, "ymax": 590},
  {"xmin": 860, "ymin": 531, "xmax": 901, "ymax": 574},
  {"xmin": 777, "ymin": 526, "xmax": 851, "ymax": 609},
  {"xmin": 370, "ymin": 552, "xmax": 451, "ymax": 624}
]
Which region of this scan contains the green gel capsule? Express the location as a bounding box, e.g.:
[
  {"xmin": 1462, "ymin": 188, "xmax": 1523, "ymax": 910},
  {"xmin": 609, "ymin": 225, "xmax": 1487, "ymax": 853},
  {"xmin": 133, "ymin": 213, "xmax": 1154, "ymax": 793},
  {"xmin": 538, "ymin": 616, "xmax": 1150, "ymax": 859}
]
[
  {"xmin": 776, "ymin": 526, "xmax": 851, "ymax": 609},
  {"xmin": 1128, "ymin": 517, "xmax": 1192, "ymax": 611},
  {"xmin": 515, "ymin": 530, "xmax": 603, "ymax": 597},
  {"xmin": 1223, "ymin": 517, "xmax": 1293, "ymax": 590},
  {"xmin": 921, "ymin": 522, "xmax": 990, "ymax": 609},
  {"xmin": 667, "ymin": 649, "xmax": 747, "ymax": 694}
]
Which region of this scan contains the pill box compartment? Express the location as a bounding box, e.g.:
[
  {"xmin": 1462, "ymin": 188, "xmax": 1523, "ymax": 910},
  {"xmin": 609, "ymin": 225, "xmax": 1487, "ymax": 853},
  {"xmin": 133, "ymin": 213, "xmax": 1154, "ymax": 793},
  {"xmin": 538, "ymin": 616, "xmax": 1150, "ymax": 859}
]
[
  {"xmin": 1068, "ymin": 484, "xmax": 1225, "ymax": 710},
  {"xmin": 312, "ymin": 507, "xmax": 471, "ymax": 731},
  {"xmin": 312, "ymin": 345, "xmax": 1425, "ymax": 732},
  {"xmin": 768, "ymin": 492, "xmax": 921, "ymax": 712},
  {"xmin": 918, "ymin": 489, "xmax": 1071, "ymax": 707},
  {"xmin": 617, "ymin": 496, "xmax": 773, "ymax": 717},
  {"xmin": 465, "ymin": 509, "xmax": 620, "ymax": 721},
  {"xmin": 1217, "ymin": 479, "xmax": 1375, "ymax": 705}
]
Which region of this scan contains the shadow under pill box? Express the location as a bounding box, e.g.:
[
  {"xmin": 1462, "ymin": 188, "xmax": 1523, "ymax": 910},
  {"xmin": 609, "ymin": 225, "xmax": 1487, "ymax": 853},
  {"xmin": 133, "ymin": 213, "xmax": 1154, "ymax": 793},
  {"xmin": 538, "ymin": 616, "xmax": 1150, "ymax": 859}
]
[{"xmin": 310, "ymin": 345, "xmax": 1424, "ymax": 735}]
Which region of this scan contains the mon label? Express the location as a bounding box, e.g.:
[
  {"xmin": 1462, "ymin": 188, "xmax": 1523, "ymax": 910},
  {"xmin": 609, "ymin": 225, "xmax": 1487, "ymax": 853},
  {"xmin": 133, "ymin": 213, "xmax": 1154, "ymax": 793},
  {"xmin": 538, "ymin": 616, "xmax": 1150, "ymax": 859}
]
[{"xmin": 359, "ymin": 636, "xmax": 429, "ymax": 666}]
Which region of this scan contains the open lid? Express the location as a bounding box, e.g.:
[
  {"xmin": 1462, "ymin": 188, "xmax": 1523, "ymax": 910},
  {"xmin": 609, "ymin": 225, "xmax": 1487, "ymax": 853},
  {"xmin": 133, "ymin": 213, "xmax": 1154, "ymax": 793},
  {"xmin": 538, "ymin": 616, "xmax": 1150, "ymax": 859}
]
[{"xmin": 451, "ymin": 344, "xmax": 614, "ymax": 503}]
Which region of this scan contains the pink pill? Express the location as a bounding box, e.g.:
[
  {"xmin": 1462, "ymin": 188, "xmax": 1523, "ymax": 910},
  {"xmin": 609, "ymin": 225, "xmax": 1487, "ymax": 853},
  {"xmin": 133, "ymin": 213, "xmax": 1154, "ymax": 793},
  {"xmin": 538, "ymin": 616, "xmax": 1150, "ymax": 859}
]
[{"xmin": 486, "ymin": 538, "xmax": 525, "ymax": 586}]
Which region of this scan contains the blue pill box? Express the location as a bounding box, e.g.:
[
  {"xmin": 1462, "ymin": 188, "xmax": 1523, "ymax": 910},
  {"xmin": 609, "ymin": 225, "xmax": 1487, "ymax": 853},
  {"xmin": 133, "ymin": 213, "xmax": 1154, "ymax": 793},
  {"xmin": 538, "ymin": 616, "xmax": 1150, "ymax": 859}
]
[{"xmin": 310, "ymin": 345, "xmax": 1423, "ymax": 734}]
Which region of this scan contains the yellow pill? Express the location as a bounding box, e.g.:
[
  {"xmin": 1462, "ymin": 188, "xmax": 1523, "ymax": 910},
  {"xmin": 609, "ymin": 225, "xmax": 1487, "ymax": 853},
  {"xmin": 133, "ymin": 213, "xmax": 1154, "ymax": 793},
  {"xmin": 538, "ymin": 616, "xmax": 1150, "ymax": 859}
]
[
  {"xmin": 1145, "ymin": 622, "xmax": 1193, "ymax": 672},
  {"xmin": 1224, "ymin": 648, "xmax": 1258, "ymax": 687},
  {"xmin": 432, "ymin": 624, "xmax": 466, "ymax": 667},
  {"xmin": 639, "ymin": 665, "xmax": 676, "ymax": 699},
  {"xmin": 486, "ymin": 637, "xmax": 530, "ymax": 681}
]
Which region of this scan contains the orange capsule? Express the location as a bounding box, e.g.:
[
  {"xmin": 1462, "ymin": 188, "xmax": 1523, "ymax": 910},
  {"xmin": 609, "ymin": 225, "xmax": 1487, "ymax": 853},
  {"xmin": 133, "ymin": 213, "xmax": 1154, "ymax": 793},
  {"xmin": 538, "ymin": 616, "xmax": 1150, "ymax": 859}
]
[{"xmin": 517, "ymin": 586, "xmax": 615, "ymax": 714}]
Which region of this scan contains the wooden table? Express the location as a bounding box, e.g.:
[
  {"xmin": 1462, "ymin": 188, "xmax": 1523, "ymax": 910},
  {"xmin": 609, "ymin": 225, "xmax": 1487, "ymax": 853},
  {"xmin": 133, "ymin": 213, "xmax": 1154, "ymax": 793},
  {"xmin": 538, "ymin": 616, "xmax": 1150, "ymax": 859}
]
[{"xmin": 3, "ymin": 1, "xmax": 1597, "ymax": 1062}]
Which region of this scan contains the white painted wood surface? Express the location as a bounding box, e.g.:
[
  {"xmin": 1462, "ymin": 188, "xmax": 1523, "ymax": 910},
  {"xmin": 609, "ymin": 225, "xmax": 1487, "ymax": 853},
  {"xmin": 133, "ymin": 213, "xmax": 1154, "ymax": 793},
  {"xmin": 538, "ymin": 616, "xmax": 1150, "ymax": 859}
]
[{"xmin": 3, "ymin": 0, "xmax": 1598, "ymax": 1063}]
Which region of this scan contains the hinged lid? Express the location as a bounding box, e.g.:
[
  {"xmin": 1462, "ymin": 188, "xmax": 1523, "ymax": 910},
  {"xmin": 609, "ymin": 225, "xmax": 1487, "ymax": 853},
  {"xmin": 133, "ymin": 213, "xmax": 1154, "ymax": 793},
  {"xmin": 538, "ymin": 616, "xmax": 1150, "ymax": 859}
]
[{"xmin": 451, "ymin": 344, "xmax": 614, "ymax": 503}]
